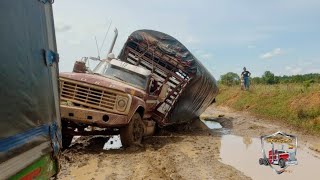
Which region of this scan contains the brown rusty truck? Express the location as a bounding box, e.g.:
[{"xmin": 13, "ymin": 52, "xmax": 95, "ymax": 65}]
[{"xmin": 59, "ymin": 29, "xmax": 218, "ymax": 148}]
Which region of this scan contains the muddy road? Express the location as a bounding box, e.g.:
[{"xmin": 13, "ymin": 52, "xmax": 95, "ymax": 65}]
[{"xmin": 58, "ymin": 106, "xmax": 320, "ymax": 180}]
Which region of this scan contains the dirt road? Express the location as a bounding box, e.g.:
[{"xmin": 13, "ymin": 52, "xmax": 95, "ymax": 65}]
[{"xmin": 58, "ymin": 105, "xmax": 320, "ymax": 180}]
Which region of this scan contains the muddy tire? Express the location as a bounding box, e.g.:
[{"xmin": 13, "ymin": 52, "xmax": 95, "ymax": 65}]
[
  {"xmin": 279, "ymin": 158, "xmax": 286, "ymax": 168},
  {"xmin": 62, "ymin": 134, "xmax": 73, "ymax": 149},
  {"xmin": 61, "ymin": 121, "xmax": 73, "ymax": 149},
  {"xmin": 120, "ymin": 113, "xmax": 144, "ymax": 147},
  {"xmin": 259, "ymin": 158, "xmax": 264, "ymax": 165}
]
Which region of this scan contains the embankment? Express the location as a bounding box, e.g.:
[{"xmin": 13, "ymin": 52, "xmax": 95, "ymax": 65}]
[{"xmin": 216, "ymin": 84, "xmax": 320, "ymax": 134}]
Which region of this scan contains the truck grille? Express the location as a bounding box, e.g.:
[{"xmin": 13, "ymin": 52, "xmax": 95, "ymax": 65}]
[{"xmin": 60, "ymin": 79, "xmax": 117, "ymax": 112}]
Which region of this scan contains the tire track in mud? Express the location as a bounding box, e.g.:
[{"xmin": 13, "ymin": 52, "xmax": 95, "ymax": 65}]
[{"xmin": 58, "ymin": 128, "xmax": 250, "ymax": 180}]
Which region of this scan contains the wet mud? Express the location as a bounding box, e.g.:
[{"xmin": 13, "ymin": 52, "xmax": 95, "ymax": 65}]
[{"xmin": 58, "ymin": 105, "xmax": 320, "ymax": 180}]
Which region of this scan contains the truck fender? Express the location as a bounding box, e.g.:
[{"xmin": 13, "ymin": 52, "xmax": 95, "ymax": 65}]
[{"xmin": 127, "ymin": 96, "xmax": 146, "ymax": 123}]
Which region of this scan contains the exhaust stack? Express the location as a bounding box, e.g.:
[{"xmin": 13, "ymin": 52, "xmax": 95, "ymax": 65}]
[
  {"xmin": 93, "ymin": 28, "xmax": 118, "ymax": 73},
  {"xmin": 107, "ymin": 28, "xmax": 118, "ymax": 55}
]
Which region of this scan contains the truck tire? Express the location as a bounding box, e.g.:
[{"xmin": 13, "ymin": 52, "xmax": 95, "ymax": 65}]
[
  {"xmin": 62, "ymin": 134, "xmax": 73, "ymax": 149},
  {"xmin": 120, "ymin": 113, "xmax": 144, "ymax": 147},
  {"xmin": 279, "ymin": 159, "xmax": 286, "ymax": 168},
  {"xmin": 263, "ymin": 159, "xmax": 269, "ymax": 166},
  {"xmin": 61, "ymin": 121, "xmax": 73, "ymax": 149}
]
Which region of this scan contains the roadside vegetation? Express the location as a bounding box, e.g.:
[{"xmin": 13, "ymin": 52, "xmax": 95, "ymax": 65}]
[{"xmin": 217, "ymin": 71, "xmax": 320, "ymax": 134}]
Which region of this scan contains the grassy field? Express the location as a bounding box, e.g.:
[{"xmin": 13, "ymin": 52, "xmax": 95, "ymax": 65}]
[{"xmin": 216, "ymin": 84, "xmax": 320, "ymax": 134}]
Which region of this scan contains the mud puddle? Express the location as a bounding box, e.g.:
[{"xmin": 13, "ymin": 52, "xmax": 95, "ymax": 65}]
[
  {"xmin": 202, "ymin": 119, "xmax": 231, "ymax": 136},
  {"xmin": 220, "ymin": 135, "xmax": 320, "ymax": 180}
]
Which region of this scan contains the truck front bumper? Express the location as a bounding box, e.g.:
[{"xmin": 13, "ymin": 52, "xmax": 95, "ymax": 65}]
[{"xmin": 60, "ymin": 105, "xmax": 128, "ymax": 127}]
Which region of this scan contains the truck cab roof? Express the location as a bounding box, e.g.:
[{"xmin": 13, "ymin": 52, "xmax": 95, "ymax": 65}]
[{"xmin": 110, "ymin": 59, "xmax": 151, "ymax": 77}]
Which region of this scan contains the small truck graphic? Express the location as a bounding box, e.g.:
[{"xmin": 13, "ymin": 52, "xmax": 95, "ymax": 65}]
[{"xmin": 259, "ymin": 143, "xmax": 298, "ymax": 168}]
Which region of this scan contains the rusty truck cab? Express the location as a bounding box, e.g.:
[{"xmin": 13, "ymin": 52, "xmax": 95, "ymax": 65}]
[{"xmin": 59, "ymin": 58, "xmax": 165, "ymax": 147}]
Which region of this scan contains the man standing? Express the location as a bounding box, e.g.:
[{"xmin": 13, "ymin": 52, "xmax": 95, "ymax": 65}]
[{"xmin": 241, "ymin": 67, "xmax": 251, "ymax": 90}]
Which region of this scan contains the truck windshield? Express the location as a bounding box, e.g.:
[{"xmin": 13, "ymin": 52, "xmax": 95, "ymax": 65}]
[{"xmin": 103, "ymin": 64, "xmax": 148, "ymax": 90}]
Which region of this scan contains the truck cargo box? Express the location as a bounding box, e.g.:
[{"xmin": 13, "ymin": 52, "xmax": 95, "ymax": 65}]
[{"xmin": 119, "ymin": 30, "xmax": 219, "ymax": 126}]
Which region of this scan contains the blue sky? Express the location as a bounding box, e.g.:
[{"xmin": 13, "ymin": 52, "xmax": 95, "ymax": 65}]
[{"xmin": 53, "ymin": 0, "xmax": 320, "ymax": 79}]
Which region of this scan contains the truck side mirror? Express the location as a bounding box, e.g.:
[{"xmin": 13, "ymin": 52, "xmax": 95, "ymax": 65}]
[{"xmin": 158, "ymin": 83, "xmax": 169, "ymax": 102}]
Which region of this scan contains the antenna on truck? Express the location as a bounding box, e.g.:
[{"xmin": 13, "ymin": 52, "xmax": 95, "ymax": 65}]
[
  {"xmin": 94, "ymin": 36, "xmax": 100, "ymax": 60},
  {"xmin": 99, "ymin": 20, "xmax": 112, "ymax": 54},
  {"xmin": 92, "ymin": 19, "xmax": 112, "ymax": 60},
  {"xmin": 107, "ymin": 28, "xmax": 118, "ymax": 55},
  {"xmin": 93, "ymin": 27, "xmax": 118, "ymax": 73}
]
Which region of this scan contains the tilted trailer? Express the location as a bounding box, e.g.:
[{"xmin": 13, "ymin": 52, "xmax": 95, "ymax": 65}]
[{"xmin": 119, "ymin": 29, "xmax": 219, "ymax": 126}]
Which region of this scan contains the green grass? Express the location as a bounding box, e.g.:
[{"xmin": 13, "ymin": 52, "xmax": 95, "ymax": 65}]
[{"xmin": 216, "ymin": 84, "xmax": 320, "ymax": 134}]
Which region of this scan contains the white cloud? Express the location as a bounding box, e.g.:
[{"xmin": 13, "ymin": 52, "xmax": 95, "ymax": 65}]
[
  {"xmin": 284, "ymin": 60, "xmax": 320, "ymax": 75},
  {"xmin": 200, "ymin": 53, "xmax": 213, "ymax": 60},
  {"xmin": 260, "ymin": 48, "xmax": 284, "ymax": 59},
  {"xmin": 185, "ymin": 36, "xmax": 200, "ymax": 45},
  {"xmin": 290, "ymin": 67, "xmax": 302, "ymax": 74},
  {"xmin": 193, "ymin": 49, "xmax": 213, "ymax": 61},
  {"xmin": 55, "ymin": 23, "xmax": 72, "ymax": 33},
  {"xmin": 285, "ymin": 66, "xmax": 302, "ymax": 74},
  {"xmin": 285, "ymin": 66, "xmax": 291, "ymax": 70}
]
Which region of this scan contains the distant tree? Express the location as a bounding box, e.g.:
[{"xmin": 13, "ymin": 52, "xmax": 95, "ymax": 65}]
[
  {"xmin": 219, "ymin": 71, "xmax": 320, "ymax": 86},
  {"xmin": 220, "ymin": 72, "xmax": 240, "ymax": 86},
  {"xmin": 262, "ymin": 71, "xmax": 276, "ymax": 84},
  {"xmin": 251, "ymin": 77, "xmax": 262, "ymax": 84},
  {"xmin": 274, "ymin": 76, "xmax": 280, "ymax": 84},
  {"xmin": 277, "ymin": 73, "xmax": 320, "ymax": 84}
]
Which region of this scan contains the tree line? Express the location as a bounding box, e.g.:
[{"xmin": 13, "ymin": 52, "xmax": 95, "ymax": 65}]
[{"xmin": 219, "ymin": 71, "xmax": 320, "ymax": 86}]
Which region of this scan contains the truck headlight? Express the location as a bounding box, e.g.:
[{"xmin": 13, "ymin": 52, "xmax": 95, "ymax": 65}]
[
  {"xmin": 118, "ymin": 99, "xmax": 126, "ymax": 108},
  {"xmin": 116, "ymin": 97, "xmax": 128, "ymax": 112}
]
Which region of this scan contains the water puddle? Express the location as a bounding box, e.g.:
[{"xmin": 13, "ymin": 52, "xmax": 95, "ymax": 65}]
[
  {"xmin": 202, "ymin": 120, "xmax": 222, "ymax": 129},
  {"xmin": 70, "ymin": 135, "xmax": 122, "ymax": 150},
  {"xmin": 71, "ymin": 136, "xmax": 81, "ymax": 144},
  {"xmin": 220, "ymin": 135, "xmax": 320, "ymax": 180},
  {"xmin": 103, "ymin": 135, "xmax": 122, "ymax": 150}
]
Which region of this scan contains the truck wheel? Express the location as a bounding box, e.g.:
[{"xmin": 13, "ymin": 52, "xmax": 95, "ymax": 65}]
[
  {"xmin": 259, "ymin": 158, "xmax": 264, "ymax": 165},
  {"xmin": 279, "ymin": 159, "xmax": 286, "ymax": 168},
  {"xmin": 61, "ymin": 121, "xmax": 73, "ymax": 149},
  {"xmin": 263, "ymin": 159, "xmax": 269, "ymax": 166},
  {"xmin": 120, "ymin": 113, "xmax": 144, "ymax": 147},
  {"xmin": 62, "ymin": 134, "xmax": 73, "ymax": 149}
]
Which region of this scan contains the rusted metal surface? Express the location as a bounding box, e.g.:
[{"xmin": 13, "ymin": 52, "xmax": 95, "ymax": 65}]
[
  {"xmin": 60, "ymin": 73, "xmax": 146, "ymax": 99},
  {"xmin": 60, "ymin": 77, "xmax": 132, "ymax": 115},
  {"xmin": 60, "ymin": 105, "xmax": 128, "ymax": 127},
  {"xmin": 59, "ymin": 71, "xmax": 149, "ymax": 134},
  {"xmin": 72, "ymin": 61, "xmax": 87, "ymax": 73}
]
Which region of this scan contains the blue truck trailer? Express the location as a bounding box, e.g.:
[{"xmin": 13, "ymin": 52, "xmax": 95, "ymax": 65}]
[{"xmin": 0, "ymin": 0, "xmax": 61, "ymax": 179}]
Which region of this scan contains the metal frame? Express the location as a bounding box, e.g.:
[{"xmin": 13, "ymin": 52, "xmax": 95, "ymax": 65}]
[{"xmin": 122, "ymin": 39, "xmax": 194, "ymax": 125}]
